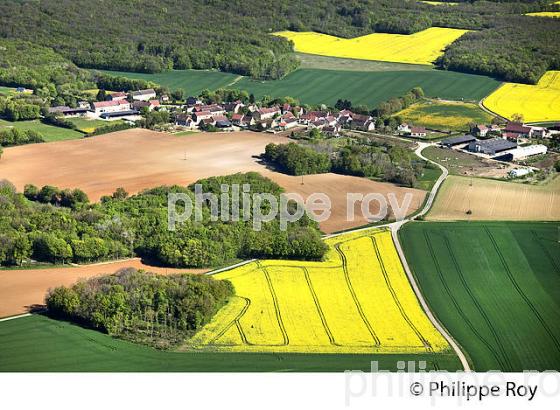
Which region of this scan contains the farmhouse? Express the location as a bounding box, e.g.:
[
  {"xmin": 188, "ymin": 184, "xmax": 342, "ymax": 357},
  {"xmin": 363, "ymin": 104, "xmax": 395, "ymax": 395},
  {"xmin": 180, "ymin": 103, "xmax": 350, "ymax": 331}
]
[
  {"xmin": 467, "ymin": 138, "xmax": 517, "ymax": 155},
  {"xmin": 192, "ymin": 111, "xmax": 213, "ymax": 124},
  {"xmin": 323, "ymin": 124, "xmax": 341, "ymax": 137},
  {"xmin": 410, "ymin": 126, "xmax": 427, "ymax": 138},
  {"xmin": 108, "ymin": 92, "xmax": 128, "ymax": 101},
  {"xmin": 91, "ymin": 100, "xmax": 131, "ymax": 115},
  {"xmin": 175, "ymin": 113, "xmax": 196, "ymax": 128},
  {"xmin": 213, "ymin": 115, "xmax": 232, "ymax": 128},
  {"xmin": 440, "ymin": 134, "xmax": 476, "ymax": 148},
  {"xmin": 471, "ymin": 124, "xmax": 488, "ymax": 138},
  {"xmin": 253, "ymin": 106, "xmax": 281, "ymax": 121},
  {"xmin": 397, "ymin": 123, "xmax": 411, "ymax": 134},
  {"xmin": 505, "ymin": 122, "xmax": 533, "ymax": 138},
  {"xmin": 279, "ymin": 117, "xmax": 299, "ymax": 130},
  {"xmin": 131, "ymin": 88, "xmax": 157, "ymax": 101},
  {"xmin": 132, "ymin": 100, "xmax": 160, "ymax": 111}
]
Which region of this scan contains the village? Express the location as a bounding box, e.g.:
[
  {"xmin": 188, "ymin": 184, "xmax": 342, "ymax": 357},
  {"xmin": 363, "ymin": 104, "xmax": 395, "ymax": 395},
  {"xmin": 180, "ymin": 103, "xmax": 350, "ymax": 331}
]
[{"xmin": 46, "ymin": 87, "xmax": 559, "ymax": 178}]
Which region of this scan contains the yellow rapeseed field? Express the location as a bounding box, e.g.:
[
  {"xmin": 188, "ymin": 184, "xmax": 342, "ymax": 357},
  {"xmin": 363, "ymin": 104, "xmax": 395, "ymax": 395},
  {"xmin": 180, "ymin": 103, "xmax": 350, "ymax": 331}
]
[
  {"xmin": 274, "ymin": 27, "xmax": 469, "ymax": 65},
  {"xmin": 420, "ymin": 1, "xmax": 459, "ymax": 5},
  {"xmin": 186, "ymin": 229, "xmax": 450, "ymax": 354},
  {"xmin": 483, "ymin": 71, "xmax": 560, "ymax": 122},
  {"xmin": 525, "ymin": 12, "xmax": 560, "ymax": 18}
]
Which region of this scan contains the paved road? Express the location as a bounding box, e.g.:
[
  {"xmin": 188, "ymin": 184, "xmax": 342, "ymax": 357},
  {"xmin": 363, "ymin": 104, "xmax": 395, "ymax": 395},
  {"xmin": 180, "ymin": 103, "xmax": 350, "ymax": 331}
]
[
  {"xmin": 313, "ymin": 142, "xmax": 471, "ymax": 370},
  {"xmin": 392, "ymin": 143, "xmax": 472, "ymax": 371}
]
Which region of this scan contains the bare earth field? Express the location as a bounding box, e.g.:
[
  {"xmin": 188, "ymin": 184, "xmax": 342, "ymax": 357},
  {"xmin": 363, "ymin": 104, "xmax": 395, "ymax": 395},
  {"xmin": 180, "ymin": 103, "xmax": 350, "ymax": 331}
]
[
  {"xmin": 427, "ymin": 175, "xmax": 560, "ymax": 221},
  {"xmin": 0, "ymin": 129, "xmax": 425, "ymax": 234},
  {"xmin": 0, "ymin": 259, "xmax": 205, "ymax": 318}
]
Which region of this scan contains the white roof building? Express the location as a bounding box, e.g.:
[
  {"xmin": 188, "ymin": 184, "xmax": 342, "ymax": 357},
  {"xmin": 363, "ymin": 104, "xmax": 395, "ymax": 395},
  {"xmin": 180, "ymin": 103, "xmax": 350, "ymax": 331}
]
[{"xmin": 503, "ymin": 144, "xmax": 547, "ymax": 160}]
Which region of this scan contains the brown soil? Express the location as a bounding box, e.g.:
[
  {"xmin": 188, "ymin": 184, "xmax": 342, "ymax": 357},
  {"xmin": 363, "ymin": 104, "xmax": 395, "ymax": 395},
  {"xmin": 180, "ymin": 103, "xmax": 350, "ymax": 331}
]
[
  {"xmin": 0, "ymin": 128, "xmax": 425, "ymax": 233},
  {"xmin": 0, "ymin": 259, "xmax": 206, "ymax": 318}
]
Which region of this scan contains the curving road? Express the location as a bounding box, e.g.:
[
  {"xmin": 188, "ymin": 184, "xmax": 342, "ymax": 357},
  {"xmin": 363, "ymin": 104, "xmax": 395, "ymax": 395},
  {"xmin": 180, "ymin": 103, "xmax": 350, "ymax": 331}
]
[{"xmin": 390, "ymin": 143, "xmax": 472, "ymax": 371}]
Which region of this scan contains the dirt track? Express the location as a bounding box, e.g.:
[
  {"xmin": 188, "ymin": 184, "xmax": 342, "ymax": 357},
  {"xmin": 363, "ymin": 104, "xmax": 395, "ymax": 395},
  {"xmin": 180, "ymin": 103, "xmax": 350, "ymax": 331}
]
[
  {"xmin": 0, "ymin": 129, "xmax": 425, "ymax": 233},
  {"xmin": 0, "ymin": 259, "xmax": 206, "ymax": 318}
]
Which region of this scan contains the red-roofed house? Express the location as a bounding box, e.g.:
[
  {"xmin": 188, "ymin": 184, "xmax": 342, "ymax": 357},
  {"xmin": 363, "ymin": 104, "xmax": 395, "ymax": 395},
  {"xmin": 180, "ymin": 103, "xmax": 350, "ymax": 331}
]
[
  {"xmin": 410, "ymin": 126, "xmax": 427, "ymax": 138},
  {"xmin": 505, "ymin": 122, "xmax": 533, "ymax": 138}
]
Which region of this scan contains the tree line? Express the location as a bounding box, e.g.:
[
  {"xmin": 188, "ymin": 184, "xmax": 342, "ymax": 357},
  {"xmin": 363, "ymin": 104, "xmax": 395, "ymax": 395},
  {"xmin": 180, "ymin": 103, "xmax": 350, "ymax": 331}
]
[{"xmin": 46, "ymin": 269, "xmax": 234, "ymax": 348}]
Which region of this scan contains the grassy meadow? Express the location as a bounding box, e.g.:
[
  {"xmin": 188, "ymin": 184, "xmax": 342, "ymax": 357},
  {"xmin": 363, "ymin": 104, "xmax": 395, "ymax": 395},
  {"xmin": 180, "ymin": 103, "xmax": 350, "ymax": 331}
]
[
  {"xmin": 0, "ymin": 119, "xmax": 84, "ymax": 142},
  {"xmin": 400, "ymin": 222, "xmax": 560, "ymax": 371}
]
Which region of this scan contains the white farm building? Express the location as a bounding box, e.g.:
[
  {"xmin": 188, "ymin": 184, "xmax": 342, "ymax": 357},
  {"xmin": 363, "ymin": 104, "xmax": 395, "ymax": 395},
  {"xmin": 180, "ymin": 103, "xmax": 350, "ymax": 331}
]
[{"xmin": 503, "ymin": 144, "xmax": 547, "ymax": 160}]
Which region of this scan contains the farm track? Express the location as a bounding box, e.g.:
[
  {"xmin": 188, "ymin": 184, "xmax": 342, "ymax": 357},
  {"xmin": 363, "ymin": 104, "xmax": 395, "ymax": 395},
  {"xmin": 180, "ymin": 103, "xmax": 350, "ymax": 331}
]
[
  {"xmin": 334, "ymin": 243, "xmax": 381, "ymax": 347},
  {"xmin": 443, "ymin": 235, "xmax": 512, "ymax": 370},
  {"xmin": 423, "ymin": 231, "xmax": 504, "ymax": 369},
  {"xmin": 485, "ymin": 227, "xmax": 560, "ymax": 353},
  {"xmin": 302, "ymin": 267, "xmax": 339, "ymax": 346},
  {"xmin": 370, "ymin": 236, "xmax": 431, "ymax": 351}
]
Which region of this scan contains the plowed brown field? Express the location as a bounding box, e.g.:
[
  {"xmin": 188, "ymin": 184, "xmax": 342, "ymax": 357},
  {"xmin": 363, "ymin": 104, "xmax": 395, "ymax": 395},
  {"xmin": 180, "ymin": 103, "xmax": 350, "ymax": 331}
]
[{"xmin": 0, "ymin": 129, "xmax": 425, "ymax": 233}]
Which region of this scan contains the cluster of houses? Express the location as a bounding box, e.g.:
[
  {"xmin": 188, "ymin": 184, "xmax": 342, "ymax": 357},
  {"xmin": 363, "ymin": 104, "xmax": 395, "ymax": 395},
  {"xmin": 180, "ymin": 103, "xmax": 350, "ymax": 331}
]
[
  {"xmin": 438, "ymin": 120, "xmax": 558, "ymax": 163},
  {"xmin": 471, "ymin": 122, "xmax": 555, "ymax": 140},
  {"xmin": 48, "ymin": 89, "xmax": 160, "ymax": 120},
  {"xmin": 174, "ymin": 100, "xmax": 377, "ymax": 135}
]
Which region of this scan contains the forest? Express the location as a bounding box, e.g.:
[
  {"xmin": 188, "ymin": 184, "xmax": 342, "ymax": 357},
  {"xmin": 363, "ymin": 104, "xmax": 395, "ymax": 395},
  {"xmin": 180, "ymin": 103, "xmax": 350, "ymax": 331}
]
[
  {"xmin": 0, "ymin": 0, "xmax": 558, "ymax": 84},
  {"xmin": 46, "ymin": 269, "xmax": 234, "ymax": 348},
  {"xmin": 0, "ymin": 173, "xmax": 326, "ymax": 268}
]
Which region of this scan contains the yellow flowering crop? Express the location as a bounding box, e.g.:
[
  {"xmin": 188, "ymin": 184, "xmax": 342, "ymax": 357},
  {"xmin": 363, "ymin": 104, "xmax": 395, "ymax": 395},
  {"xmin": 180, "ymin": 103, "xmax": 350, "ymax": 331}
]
[
  {"xmin": 420, "ymin": 1, "xmax": 459, "ymax": 5},
  {"xmin": 483, "ymin": 71, "xmax": 560, "ymax": 122},
  {"xmin": 273, "ymin": 27, "xmax": 469, "ymax": 65},
  {"xmin": 525, "ymin": 12, "xmax": 560, "ymax": 18},
  {"xmin": 185, "ymin": 229, "xmax": 450, "ymax": 354}
]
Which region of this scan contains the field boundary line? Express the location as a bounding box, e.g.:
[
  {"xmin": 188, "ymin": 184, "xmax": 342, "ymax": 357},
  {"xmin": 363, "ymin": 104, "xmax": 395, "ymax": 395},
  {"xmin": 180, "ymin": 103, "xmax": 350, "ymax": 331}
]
[
  {"xmin": 205, "ymin": 259, "xmax": 257, "ymax": 276},
  {"xmin": 394, "ymin": 230, "xmax": 473, "ymax": 371},
  {"xmin": 370, "ymin": 235, "xmax": 431, "ymax": 351},
  {"xmin": 391, "ymin": 144, "xmax": 472, "ymax": 371},
  {"xmin": 0, "ymin": 313, "xmax": 32, "ymax": 322}
]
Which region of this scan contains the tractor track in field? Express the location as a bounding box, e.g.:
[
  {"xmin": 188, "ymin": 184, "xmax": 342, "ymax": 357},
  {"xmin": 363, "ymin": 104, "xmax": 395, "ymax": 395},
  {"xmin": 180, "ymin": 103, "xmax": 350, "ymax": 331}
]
[
  {"xmin": 209, "ymin": 296, "xmax": 252, "ymax": 345},
  {"xmin": 443, "ymin": 235, "xmax": 513, "ymax": 371},
  {"xmin": 424, "ymin": 231, "xmax": 505, "ymax": 369},
  {"xmin": 485, "ymin": 227, "xmax": 560, "ymax": 353},
  {"xmin": 532, "ymin": 230, "xmax": 560, "ymax": 276},
  {"xmin": 370, "ymin": 235, "xmax": 431, "ymax": 352},
  {"xmin": 302, "ymin": 267, "xmax": 339, "ymax": 346},
  {"xmin": 258, "ymin": 262, "xmax": 290, "ymax": 346},
  {"xmin": 334, "ymin": 242, "xmax": 381, "ymax": 347}
]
